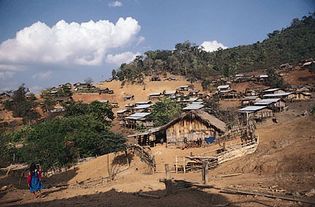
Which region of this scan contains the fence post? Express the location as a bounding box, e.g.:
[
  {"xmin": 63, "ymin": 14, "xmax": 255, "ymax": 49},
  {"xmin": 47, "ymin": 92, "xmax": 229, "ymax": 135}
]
[
  {"xmin": 175, "ymin": 156, "xmax": 178, "ymax": 174},
  {"xmin": 202, "ymin": 161, "xmax": 208, "ymax": 184}
]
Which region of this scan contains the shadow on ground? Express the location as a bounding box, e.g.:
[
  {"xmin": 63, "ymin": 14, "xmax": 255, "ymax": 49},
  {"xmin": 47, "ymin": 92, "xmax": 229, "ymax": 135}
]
[
  {"xmin": 5, "ymin": 188, "xmax": 235, "ymax": 207},
  {"xmin": 0, "ymin": 168, "xmax": 78, "ymax": 190}
]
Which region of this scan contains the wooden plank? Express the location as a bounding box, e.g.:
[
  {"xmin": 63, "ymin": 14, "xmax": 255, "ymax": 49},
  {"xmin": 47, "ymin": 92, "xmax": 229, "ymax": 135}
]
[
  {"xmin": 220, "ymin": 188, "xmax": 315, "ymax": 205},
  {"xmin": 137, "ymin": 192, "xmax": 160, "ymax": 199},
  {"xmin": 216, "ymin": 173, "xmax": 243, "ymax": 178}
]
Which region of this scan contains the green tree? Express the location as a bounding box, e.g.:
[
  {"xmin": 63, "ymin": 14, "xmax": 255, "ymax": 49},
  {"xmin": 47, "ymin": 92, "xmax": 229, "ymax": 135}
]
[
  {"xmin": 4, "ymin": 84, "xmax": 39, "ymax": 123},
  {"xmin": 113, "ymin": 14, "xmax": 315, "ymax": 82},
  {"xmin": 64, "ymin": 101, "xmax": 114, "ymax": 124},
  {"xmin": 14, "ymin": 115, "xmax": 126, "ymax": 170},
  {"xmin": 112, "ymin": 69, "xmax": 117, "ymax": 80},
  {"xmin": 0, "ymin": 130, "xmax": 17, "ymax": 167},
  {"xmin": 266, "ymin": 68, "xmax": 284, "ymax": 88},
  {"xmin": 150, "ymin": 98, "xmax": 182, "ymax": 126}
]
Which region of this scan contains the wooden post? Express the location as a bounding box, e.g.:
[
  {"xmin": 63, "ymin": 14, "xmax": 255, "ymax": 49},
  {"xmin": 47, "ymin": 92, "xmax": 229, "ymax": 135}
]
[
  {"xmin": 202, "ymin": 161, "xmax": 208, "ymax": 184},
  {"xmin": 175, "ymin": 156, "xmax": 178, "ymax": 174},
  {"xmin": 107, "ymin": 154, "xmax": 112, "ymax": 180},
  {"xmin": 165, "ymin": 164, "xmax": 170, "ymax": 179},
  {"xmin": 164, "ymin": 164, "xmax": 173, "ymax": 195}
]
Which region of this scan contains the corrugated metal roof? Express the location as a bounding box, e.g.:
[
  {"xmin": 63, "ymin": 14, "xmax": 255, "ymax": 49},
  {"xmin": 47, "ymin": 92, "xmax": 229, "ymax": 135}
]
[
  {"xmin": 254, "ymin": 98, "xmax": 280, "ymax": 105},
  {"xmin": 117, "ymin": 109, "xmax": 128, "ymax": 113},
  {"xmin": 164, "ymin": 91, "xmax": 176, "ymax": 95},
  {"xmin": 135, "ymin": 101, "xmax": 151, "ymax": 105},
  {"xmin": 191, "ymin": 101, "xmax": 204, "ymax": 105},
  {"xmin": 149, "ymin": 92, "xmax": 161, "ymax": 96},
  {"xmin": 126, "ymin": 112, "xmax": 150, "ymax": 120},
  {"xmin": 242, "ymin": 96, "xmax": 258, "ymax": 101},
  {"xmin": 239, "ymin": 105, "xmax": 267, "ymax": 112},
  {"xmin": 134, "ymin": 104, "xmax": 152, "ymax": 109},
  {"xmin": 183, "ymin": 104, "xmax": 204, "ymax": 110},
  {"xmin": 217, "ymin": 85, "xmax": 230, "ymax": 89},
  {"xmin": 263, "ymin": 92, "xmax": 292, "ymax": 98},
  {"xmin": 98, "ymin": 100, "xmax": 109, "ymax": 103},
  {"xmin": 264, "ymin": 88, "xmax": 280, "ymax": 92}
]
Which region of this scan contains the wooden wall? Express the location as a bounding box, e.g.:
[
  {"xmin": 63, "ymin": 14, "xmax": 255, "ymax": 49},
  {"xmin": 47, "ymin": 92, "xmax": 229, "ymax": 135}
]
[{"xmin": 166, "ymin": 118, "xmax": 216, "ymax": 145}]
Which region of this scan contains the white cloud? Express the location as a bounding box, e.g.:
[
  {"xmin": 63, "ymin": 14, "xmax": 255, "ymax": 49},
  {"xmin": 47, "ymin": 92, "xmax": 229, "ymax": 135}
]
[
  {"xmin": 200, "ymin": 40, "xmax": 227, "ymax": 52},
  {"xmin": 0, "ymin": 64, "xmax": 21, "ymax": 71},
  {"xmin": 106, "ymin": 51, "xmax": 140, "ymax": 65},
  {"xmin": 0, "ymin": 17, "xmax": 141, "ymax": 67},
  {"xmin": 108, "ymin": 1, "xmax": 123, "ymax": 7},
  {"xmin": 32, "ymin": 71, "xmax": 52, "ymax": 80},
  {"xmin": 0, "ymin": 71, "xmax": 15, "ymax": 80}
]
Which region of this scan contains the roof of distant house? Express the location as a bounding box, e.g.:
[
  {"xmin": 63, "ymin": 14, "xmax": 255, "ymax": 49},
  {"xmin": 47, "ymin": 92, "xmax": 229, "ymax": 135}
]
[
  {"xmin": 254, "ymin": 98, "xmax": 280, "ymax": 105},
  {"xmin": 183, "ymin": 103, "xmax": 204, "ymax": 110},
  {"xmin": 259, "ymin": 74, "xmax": 268, "ymax": 78},
  {"xmin": 242, "ymin": 96, "xmax": 259, "ymax": 101},
  {"xmin": 263, "ymin": 92, "xmax": 292, "ymax": 98},
  {"xmin": 239, "ymin": 105, "xmax": 268, "ymax": 113},
  {"xmin": 217, "ymin": 85, "xmax": 230, "ymax": 89},
  {"xmin": 164, "ymin": 90, "xmax": 176, "ymax": 95},
  {"xmin": 134, "ymin": 104, "xmax": 152, "ymax": 110},
  {"xmin": 125, "ymin": 112, "xmax": 151, "ymax": 120},
  {"xmin": 149, "ymin": 92, "xmax": 161, "ymax": 96},
  {"xmin": 117, "ymin": 109, "xmax": 128, "ymax": 114},
  {"xmin": 135, "ymin": 101, "xmax": 151, "ymax": 105},
  {"xmin": 264, "ymin": 88, "xmax": 280, "ymax": 92}
]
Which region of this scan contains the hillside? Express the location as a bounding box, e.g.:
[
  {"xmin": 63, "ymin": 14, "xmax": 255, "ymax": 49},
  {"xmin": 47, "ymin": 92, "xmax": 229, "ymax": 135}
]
[
  {"xmin": 115, "ymin": 13, "xmax": 315, "ymax": 82},
  {"xmin": 1, "ymin": 100, "xmax": 315, "ymax": 206}
]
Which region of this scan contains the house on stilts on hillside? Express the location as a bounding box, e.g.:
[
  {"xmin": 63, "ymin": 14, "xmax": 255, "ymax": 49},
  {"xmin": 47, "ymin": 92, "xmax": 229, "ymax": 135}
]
[{"xmin": 128, "ymin": 110, "xmax": 226, "ymax": 147}]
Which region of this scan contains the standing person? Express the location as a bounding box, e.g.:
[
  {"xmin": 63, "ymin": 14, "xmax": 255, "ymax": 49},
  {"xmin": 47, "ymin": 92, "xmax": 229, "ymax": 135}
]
[{"xmin": 27, "ymin": 163, "xmax": 43, "ymax": 198}]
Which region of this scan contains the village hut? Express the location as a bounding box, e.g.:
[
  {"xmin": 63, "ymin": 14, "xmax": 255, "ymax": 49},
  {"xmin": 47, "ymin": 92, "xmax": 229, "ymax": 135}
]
[
  {"xmin": 124, "ymin": 112, "xmax": 153, "ymax": 129},
  {"xmin": 254, "ymin": 98, "xmax": 286, "ymax": 112},
  {"xmin": 241, "ymin": 96, "xmax": 260, "ymax": 106},
  {"xmin": 128, "ymin": 110, "xmax": 226, "ymax": 146},
  {"xmin": 148, "ymin": 92, "xmax": 162, "ymax": 101},
  {"xmin": 239, "ymin": 105, "xmax": 273, "ymax": 123},
  {"xmin": 292, "ymin": 91, "xmax": 312, "ymax": 101}
]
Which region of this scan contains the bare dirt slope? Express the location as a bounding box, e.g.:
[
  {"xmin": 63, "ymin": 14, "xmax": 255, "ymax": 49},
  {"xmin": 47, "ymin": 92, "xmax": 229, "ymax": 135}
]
[
  {"xmin": 97, "ymin": 76, "xmax": 203, "ymax": 109},
  {"xmin": 1, "ymin": 105, "xmax": 315, "ymax": 206},
  {"xmin": 282, "ymin": 69, "xmax": 315, "ymax": 86}
]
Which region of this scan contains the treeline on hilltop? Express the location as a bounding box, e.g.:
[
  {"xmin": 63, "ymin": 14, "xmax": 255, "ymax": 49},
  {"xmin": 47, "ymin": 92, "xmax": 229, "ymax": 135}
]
[{"xmin": 113, "ymin": 13, "xmax": 315, "ymax": 82}]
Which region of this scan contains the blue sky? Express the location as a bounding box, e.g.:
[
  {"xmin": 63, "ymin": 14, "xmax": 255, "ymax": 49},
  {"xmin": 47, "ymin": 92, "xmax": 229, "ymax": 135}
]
[{"xmin": 0, "ymin": 0, "xmax": 314, "ymax": 92}]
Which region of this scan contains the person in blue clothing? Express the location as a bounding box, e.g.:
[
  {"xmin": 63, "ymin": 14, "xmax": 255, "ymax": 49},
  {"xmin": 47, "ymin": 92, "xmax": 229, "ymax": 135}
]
[{"xmin": 27, "ymin": 163, "xmax": 43, "ymax": 198}]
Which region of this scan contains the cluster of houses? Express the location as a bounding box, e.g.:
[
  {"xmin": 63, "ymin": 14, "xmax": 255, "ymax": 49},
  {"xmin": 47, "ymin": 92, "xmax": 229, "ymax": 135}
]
[
  {"xmin": 117, "ymin": 85, "xmax": 208, "ymax": 130},
  {"xmin": 238, "ymin": 87, "xmax": 312, "ymax": 123},
  {"xmin": 122, "ymin": 81, "xmax": 313, "ymax": 147}
]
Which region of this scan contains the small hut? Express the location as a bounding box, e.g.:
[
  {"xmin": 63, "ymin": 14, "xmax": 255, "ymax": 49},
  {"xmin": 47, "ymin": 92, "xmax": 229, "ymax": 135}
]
[
  {"xmin": 254, "ymin": 98, "xmax": 286, "ymax": 112},
  {"xmin": 239, "ymin": 105, "xmax": 273, "ymax": 123},
  {"xmin": 128, "ymin": 110, "xmax": 226, "ymax": 146},
  {"xmin": 292, "ymin": 91, "xmax": 312, "ymax": 101}
]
